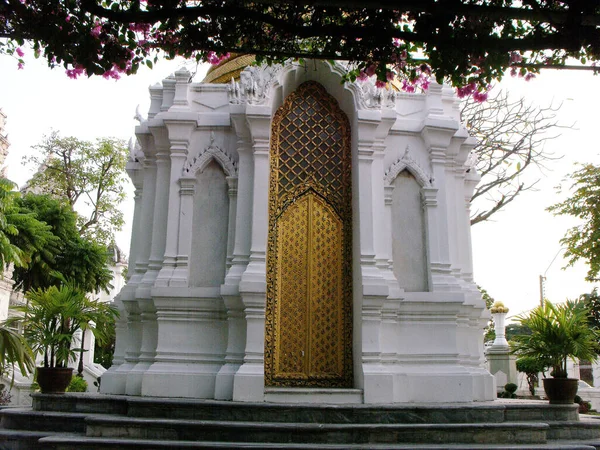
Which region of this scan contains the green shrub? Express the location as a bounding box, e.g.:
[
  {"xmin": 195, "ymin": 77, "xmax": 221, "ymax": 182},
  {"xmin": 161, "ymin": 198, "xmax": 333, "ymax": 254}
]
[
  {"xmin": 66, "ymin": 375, "xmax": 87, "ymax": 392},
  {"xmin": 505, "ymin": 383, "xmax": 518, "ymax": 394}
]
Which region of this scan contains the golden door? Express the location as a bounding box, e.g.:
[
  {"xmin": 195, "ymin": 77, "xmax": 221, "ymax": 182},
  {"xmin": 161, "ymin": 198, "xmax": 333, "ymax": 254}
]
[{"xmin": 265, "ymin": 81, "xmax": 352, "ymax": 388}]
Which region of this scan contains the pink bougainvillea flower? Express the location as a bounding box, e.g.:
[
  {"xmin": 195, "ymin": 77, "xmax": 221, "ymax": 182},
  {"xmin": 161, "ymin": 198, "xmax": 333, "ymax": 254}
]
[
  {"xmin": 206, "ymin": 51, "xmax": 230, "ymax": 65},
  {"xmin": 66, "ymin": 65, "xmax": 85, "ymax": 79},
  {"xmin": 91, "ymin": 24, "xmax": 102, "ymax": 37},
  {"xmin": 17, "ymin": 62, "xmax": 24, "ymax": 70},
  {"xmin": 473, "ymin": 90, "xmax": 489, "ymax": 103},
  {"xmin": 375, "ymin": 80, "xmax": 386, "ymax": 88},
  {"xmin": 15, "ymin": 47, "xmax": 24, "ymax": 57}
]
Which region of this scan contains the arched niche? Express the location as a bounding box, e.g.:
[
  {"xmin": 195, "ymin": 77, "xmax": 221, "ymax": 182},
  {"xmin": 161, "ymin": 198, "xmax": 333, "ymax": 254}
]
[
  {"xmin": 188, "ymin": 159, "xmax": 230, "ymax": 287},
  {"xmin": 390, "ymin": 169, "xmax": 428, "ymax": 292}
]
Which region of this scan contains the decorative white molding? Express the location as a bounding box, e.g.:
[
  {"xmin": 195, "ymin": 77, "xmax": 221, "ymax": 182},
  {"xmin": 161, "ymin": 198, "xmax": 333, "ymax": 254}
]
[
  {"xmin": 356, "ymin": 79, "xmax": 397, "ymax": 110},
  {"xmin": 465, "ymin": 150, "xmax": 478, "ymax": 173},
  {"xmin": 228, "ymin": 64, "xmax": 282, "ymax": 105},
  {"xmin": 134, "ymin": 104, "xmax": 146, "ymax": 124},
  {"xmin": 182, "ymin": 132, "xmax": 237, "ymax": 177},
  {"xmin": 384, "ymin": 146, "xmax": 432, "ymax": 188},
  {"xmin": 128, "ymin": 137, "xmax": 144, "ymax": 163}
]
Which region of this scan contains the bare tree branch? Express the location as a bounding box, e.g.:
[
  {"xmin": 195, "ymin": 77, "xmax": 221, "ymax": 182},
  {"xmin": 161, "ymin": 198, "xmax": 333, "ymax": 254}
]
[{"xmin": 461, "ymin": 90, "xmax": 571, "ymax": 225}]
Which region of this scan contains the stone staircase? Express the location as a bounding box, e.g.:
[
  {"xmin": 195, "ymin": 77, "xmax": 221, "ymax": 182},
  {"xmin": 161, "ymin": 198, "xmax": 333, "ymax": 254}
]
[{"xmin": 2, "ymin": 394, "xmax": 600, "ymax": 449}]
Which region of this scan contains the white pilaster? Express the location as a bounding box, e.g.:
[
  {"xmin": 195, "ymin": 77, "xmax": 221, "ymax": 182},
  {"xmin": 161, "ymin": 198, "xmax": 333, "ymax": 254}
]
[
  {"xmin": 164, "ymin": 119, "xmax": 197, "ymax": 287},
  {"xmin": 101, "ymin": 155, "xmax": 144, "ymax": 394},
  {"xmin": 420, "ymin": 83, "xmax": 460, "ymax": 292},
  {"xmin": 217, "ymin": 110, "xmax": 253, "ymax": 399},
  {"xmin": 124, "ymin": 136, "xmax": 158, "ymax": 395},
  {"xmin": 355, "ymin": 109, "xmax": 392, "ymax": 403},
  {"xmin": 232, "ymin": 105, "xmax": 271, "ymax": 402}
]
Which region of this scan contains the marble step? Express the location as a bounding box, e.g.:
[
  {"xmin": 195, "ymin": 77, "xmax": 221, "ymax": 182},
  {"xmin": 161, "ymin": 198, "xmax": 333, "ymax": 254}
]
[
  {"xmin": 37, "ymin": 435, "xmax": 598, "ymax": 450},
  {"xmin": 83, "ymin": 416, "xmax": 549, "ymax": 445},
  {"xmin": 0, "ymin": 429, "xmax": 67, "ymax": 450},
  {"xmin": 32, "ymin": 393, "xmax": 127, "ymax": 415},
  {"xmin": 547, "ymin": 419, "xmax": 600, "ymax": 440},
  {"xmin": 0, "ymin": 408, "xmax": 91, "ymax": 433},
  {"xmin": 32, "ymin": 394, "xmax": 580, "ymax": 424}
]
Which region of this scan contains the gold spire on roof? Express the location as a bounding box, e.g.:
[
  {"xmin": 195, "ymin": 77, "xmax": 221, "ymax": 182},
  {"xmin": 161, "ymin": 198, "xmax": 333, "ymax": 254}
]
[{"xmin": 202, "ymin": 54, "xmax": 256, "ymax": 84}]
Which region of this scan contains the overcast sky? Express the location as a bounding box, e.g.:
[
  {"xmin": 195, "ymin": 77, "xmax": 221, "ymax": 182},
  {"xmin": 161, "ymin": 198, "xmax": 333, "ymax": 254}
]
[{"xmin": 1, "ymin": 52, "xmax": 598, "ymax": 319}]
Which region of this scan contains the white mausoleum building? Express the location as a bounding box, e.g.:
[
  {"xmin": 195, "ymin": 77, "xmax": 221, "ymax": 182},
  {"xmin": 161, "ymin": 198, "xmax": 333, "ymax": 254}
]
[{"xmin": 101, "ymin": 57, "xmax": 495, "ymax": 404}]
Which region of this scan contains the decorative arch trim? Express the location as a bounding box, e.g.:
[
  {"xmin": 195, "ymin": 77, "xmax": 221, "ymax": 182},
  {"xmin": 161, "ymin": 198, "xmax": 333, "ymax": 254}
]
[
  {"xmin": 183, "ymin": 134, "xmax": 237, "ymax": 178},
  {"xmin": 384, "ymin": 147, "xmax": 432, "ymax": 188}
]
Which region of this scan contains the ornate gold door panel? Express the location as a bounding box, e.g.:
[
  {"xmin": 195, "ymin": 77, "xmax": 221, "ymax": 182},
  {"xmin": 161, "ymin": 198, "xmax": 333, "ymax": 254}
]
[{"xmin": 265, "ymin": 81, "xmax": 352, "ymax": 388}]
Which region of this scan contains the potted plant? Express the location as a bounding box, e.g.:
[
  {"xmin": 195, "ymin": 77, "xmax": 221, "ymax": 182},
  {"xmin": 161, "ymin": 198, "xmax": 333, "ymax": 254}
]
[
  {"xmin": 7, "ymin": 279, "xmax": 119, "ymax": 393},
  {"xmin": 511, "ymin": 299, "xmax": 599, "ymax": 404}
]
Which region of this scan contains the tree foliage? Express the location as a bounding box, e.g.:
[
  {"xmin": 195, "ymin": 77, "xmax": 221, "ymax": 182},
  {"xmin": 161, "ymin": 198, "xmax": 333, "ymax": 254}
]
[
  {"xmin": 548, "ymin": 163, "xmax": 600, "ymax": 282},
  {"xmin": 580, "ymin": 288, "xmax": 600, "ymax": 332},
  {"xmin": 479, "ymin": 285, "xmax": 496, "ymax": 342},
  {"xmin": 25, "ymin": 131, "xmax": 128, "ymax": 246},
  {"xmin": 506, "ymin": 323, "xmax": 531, "ymax": 342},
  {"xmin": 0, "ymin": 177, "xmax": 58, "ymax": 270},
  {"xmin": 2, "ymin": 1, "xmax": 600, "ymax": 93},
  {"xmin": 516, "ymin": 356, "xmax": 546, "ymax": 396},
  {"xmin": 10, "ymin": 193, "xmax": 113, "ymax": 294},
  {"xmin": 462, "ymin": 90, "xmax": 566, "ymax": 225}
]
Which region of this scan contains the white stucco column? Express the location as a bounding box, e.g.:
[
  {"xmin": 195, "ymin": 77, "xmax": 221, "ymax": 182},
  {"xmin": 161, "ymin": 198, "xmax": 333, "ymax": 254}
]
[
  {"xmin": 225, "ymin": 177, "xmax": 238, "ymax": 270},
  {"xmin": 144, "ymin": 128, "xmax": 171, "ymax": 282},
  {"xmin": 453, "ymin": 136, "xmax": 494, "ymax": 401},
  {"xmin": 217, "ymin": 116, "xmax": 253, "ymax": 400},
  {"xmin": 125, "ymin": 145, "xmax": 158, "ymax": 396},
  {"xmin": 164, "ymin": 119, "xmax": 197, "ymax": 287},
  {"xmin": 101, "ymin": 157, "xmax": 144, "ymax": 394},
  {"xmin": 154, "ymin": 131, "xmax": 189, "ymax": 286},
  {"xmin": 420, "ymin": 83, "xmax": 460, "ymax": 292},
  {"xmin": 233, "ymin": 105, "xmax": 271, "ymax": 402},
  {"xmin": 355, "ymin": 109, "xmax": 393, "ymax": 403}
]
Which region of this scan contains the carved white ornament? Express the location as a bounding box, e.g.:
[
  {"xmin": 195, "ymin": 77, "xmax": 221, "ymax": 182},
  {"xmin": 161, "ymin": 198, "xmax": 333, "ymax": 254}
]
[
  {"xmin": 183, "ymin": 132, "xmax": 237, "ymax": 177},
  {"xmin": 384, "ymin": 146, "xmax": 433, "ymax": 188},
  {"xmin": 465, "ymin": 150, "xmax": 478, "ymax": 174},
  {"xmin": 356, "ymin": 79, "xmax": 397, "ymax": 110},
  {"xmin": 128, "ymin": 137, "xmax": 144, "ymax": 163},
  {"xmin": 134, "ymin": 104, "xmax": 146, "ymax": 124},
  {"xmin": 228, "ymin": 64, "xmax": 282, "ymax": 105}
]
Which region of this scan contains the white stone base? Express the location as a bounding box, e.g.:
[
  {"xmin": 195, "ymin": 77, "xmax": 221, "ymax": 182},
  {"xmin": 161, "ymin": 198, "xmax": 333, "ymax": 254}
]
[
  {"xmin": 393, "ymin": 372, "xmax": 474, "ymax": 403},
  {"xmin": 141, "ymin": 362, "xmax": 223, "ymax": 398},
  {"xmin": 264, "ymin": 388, "xmax": 363, "ymax": 404},
  {"xmin": 232, "ymin": 362, "xmax": 265, "ymax": 402},
  {"xmin": 214, "ymin": 363, "xmax": 241, "ymax": 400},
  {"xmin": 99, "ymin": 362, "xmax": 136, "ymax": 395}
]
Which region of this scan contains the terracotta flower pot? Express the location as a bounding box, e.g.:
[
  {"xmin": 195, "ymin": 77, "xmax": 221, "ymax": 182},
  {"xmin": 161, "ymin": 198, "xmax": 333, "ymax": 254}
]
[
  {"xmin": 36, "ymin": 367, "xmax": 73, "ymax": 394},
  {"xmin": 542, "ymin": 377, "xmax": 579, "ymax": 404}
]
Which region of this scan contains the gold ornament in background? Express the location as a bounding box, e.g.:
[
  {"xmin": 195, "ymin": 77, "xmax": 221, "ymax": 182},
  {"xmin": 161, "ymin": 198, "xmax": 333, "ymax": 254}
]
[{"xmin": 202, "ymin": 54, "xmax": 256, "ymax": 84}]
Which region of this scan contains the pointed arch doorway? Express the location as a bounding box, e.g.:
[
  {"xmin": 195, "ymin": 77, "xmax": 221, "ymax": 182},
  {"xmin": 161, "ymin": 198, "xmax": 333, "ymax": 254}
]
[{"xmin": 265, "ymin": 81, "xmax": 353, "ymax": 388}]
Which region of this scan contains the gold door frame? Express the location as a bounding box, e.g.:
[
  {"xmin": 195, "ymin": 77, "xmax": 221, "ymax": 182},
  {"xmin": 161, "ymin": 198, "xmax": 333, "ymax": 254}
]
[{"xmin": 265, "ymin": 81, "xmax": 353, "ymax": 388}]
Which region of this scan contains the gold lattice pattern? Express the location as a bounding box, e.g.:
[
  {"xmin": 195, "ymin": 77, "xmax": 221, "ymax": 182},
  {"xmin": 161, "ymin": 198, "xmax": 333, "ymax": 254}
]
[
  {"xmin": 272, "ymin": 81, "xmax": 351, "ymax": 217},
  {"xmin": 275, "ymin": 196, "xmax": 309, "ymax": 378},
  {"xmin": 265, "ymin": 81, "xmax": 352, "ymax": 388}
]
